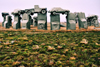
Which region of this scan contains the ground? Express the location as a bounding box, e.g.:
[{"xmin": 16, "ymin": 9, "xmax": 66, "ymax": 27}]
[
  {"xmin": 0, "ymin": 22, "xmax": 100, "ymax": 33},
  {"xmin": 0, "ymin": 31, "xmax": 100, "ymax": 67},
  {"xmin": 0, "ymin": 22, "xmax": 100, "ymax": 67}
]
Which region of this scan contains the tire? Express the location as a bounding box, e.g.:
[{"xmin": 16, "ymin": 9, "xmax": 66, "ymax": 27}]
[
  {"xmin": 41, "ymin": 9, "xmax": 47, "ymax": 14},
  {"xmin": 18, "ymin": 11, "xmax": 21, "ymax": 14},
  {"xmin": 66, "ymin": 16, "xmax": 68, "ymax": 18},
  {"xmin": 64, "ymin": 11, "xmax": 68, "ymax": 14},
  {"xmin": 26, "ymin": 10, "xmax": 30, "ymax": 13},
  {"xmin": 52, "ymin": 11, "xmax": 56, "ymax": 15},
  {"xmin": 30, "ymin": 13, "xmax": 34, "ymax": 15},
  {"xmin": 62, "ymin": 13, "xmax": 64, "ymax": 14},
  {"xmin": 20, "ymin": 11, "xmax": 25, "ymax": 14},
  {"xmin": 53, "ymin": 11, "xmax": 56, "ymax": 15}
]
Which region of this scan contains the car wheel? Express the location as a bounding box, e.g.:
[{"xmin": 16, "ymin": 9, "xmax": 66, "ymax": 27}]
[
  {"xmin": 52, "ymin": 11, "xmax": 56, "ymax": 15},
  {"xmin": 18, "ymin": 11, "xmax": 21, "ymax": 14},
  {"xmin": 66, "ymin": 16, "xmax": 68, "ymax": 18},
  {"xmin": 31, "ymin": 13, "xmax": 34, "ymax": 15},
  {"xmin": 64, "ymin": 11, "xmax": 68, "ymax": 14},
  {"xmin": 62, "ymin": 12, "xmax": 64, "ymax": 14},
  {"xmin": 20, "ymin": 11, "xmax": 25, "ymax": 14},
  {"xmin": 41, "ymin": 9, "xmax": 47, "ymax": 14},
  {"xmin": 20, "ymin": 17, "xmax": 22, "ymax": 20}
]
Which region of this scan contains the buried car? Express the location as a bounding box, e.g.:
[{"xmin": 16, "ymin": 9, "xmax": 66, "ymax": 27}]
[
  {"xmin": 18, "ymin": 10, "xmax": 31, "ymax": 29},
  {"xmin": 12, "ymin": 9, "xmax": 21, "ymax": 29},
  {"xmin": 2, "ymin": 12, "xmax": 9, "ymax": 27}
]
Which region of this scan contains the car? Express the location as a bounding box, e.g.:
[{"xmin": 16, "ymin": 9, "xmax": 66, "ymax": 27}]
[
  {"xmin": 87, "ymin": 15, "xmax": 99, "ymax": 27},
  {"xmin": 18, "ymin": 10, "xmax": 26, "ymax": 14},
  {"xmin": 87, "ymin": 15, "xmax": 98, "ymax": 20},
  {"xmin": 48, "ymin": 7, "xmax": 70, "ymax": 15},
  {"xmin": 12, "ymin": 9, "xmax": 21, "ymax": 15},
  {"xmin": 25, "ymin": 8, "xmax": 34, "ymax": 15},
  {"xmin": 2, "ymin": 12, "xmax": 9, "ymax": 17},
  {"xmin": 34, "ymin": 5, "xmax": 47, "ymax": 14},
  {"xmin": 18, "ymin": 5, "xmax": 47, "ymax": 15}
]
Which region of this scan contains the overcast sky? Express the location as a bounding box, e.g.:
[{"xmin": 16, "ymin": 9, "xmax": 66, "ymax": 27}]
[{"xmin": 0, "ymin": 0, "xmax": 100, "ymax": 22}]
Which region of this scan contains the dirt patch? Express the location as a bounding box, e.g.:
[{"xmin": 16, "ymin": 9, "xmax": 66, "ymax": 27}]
[{"xmin": 0, "ymin": 22, "xmax": 100, "ymax": 33}]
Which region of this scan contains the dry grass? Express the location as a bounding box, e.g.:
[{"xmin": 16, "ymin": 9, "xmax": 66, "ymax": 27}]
[{"xmin": 0, "ymin": 22, "xmax": 100, "ymax": 33}]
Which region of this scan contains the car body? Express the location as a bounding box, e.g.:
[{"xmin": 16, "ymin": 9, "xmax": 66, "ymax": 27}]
[
  {"xmin": 24, "ymin": 5, "xmax": 47, "ymax": 14},
  {"xmin": 12, "ymin": 9, "xmax": 21, "ymax": 15},
  {"xmin": 18, "ymin": 10, "xmax": 26, "ymax": 14},
  {"xmin": 34, "ymin": 5, "xmax": 47, "ymax": 14},
  {"xmin": 87, "ymin": 15, "xmax": 98, "ymax": 19},
  {"xmin": 48, "ymin": 7, "xmax": 70, "ymax": 15},
  {"xmin": 87, "ymin": 15, "xmax": 99, "ymax": 27},
  {"xmin": 2, "ymin": 12, "xmax": 9, "ymax": 17},
  {"xmin": 18, "ymin": 5, "xmax": 47, "ymax": 15},
  {"xmin": 25, "ymin": 8, "xmax": 34, "ymax": 15}
]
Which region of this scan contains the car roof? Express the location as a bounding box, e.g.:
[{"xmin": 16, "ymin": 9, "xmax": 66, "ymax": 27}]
[{"xmin": 50, "ymin": 7, "xmax": 69, "ymax": 11}]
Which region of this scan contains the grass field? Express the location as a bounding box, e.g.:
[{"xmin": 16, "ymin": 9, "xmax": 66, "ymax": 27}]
[
  {"xmin": 0, "ymin": 31, "xmax": 100, "ymax": 67},
  {"xmin": 0, "ymin": 22, "xmax": 100, "ymax": 67}
]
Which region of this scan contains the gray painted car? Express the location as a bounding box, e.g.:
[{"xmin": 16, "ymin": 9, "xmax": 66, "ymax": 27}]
[
  {"xmin": 67, "ymin": 13, "xmax": 76, "ymax": 30},
  {"xmin": 24, "ymin": 5, "xmax": 47, "ymax": 14},
  {"xmin": 4, "ymin": 15, "xmax": 12, "ymax": 28},
  {"xmin": 48, "ymin": 7, "xmax": 69, "ymax": 15},
  {"xmin": 87, "ymin": 15, "xmax": 99, "ymax": 27},
  {"xmin": 77, "ymin": 12, "xmax": 88, "ymax": 29},
  {"xmin": 33, "ymin": 16, "xmax": 38, "ymax": 27},
  {"xmin": 12, "ymin": 9, "xmax": 21, "ymax": 29},
  {"xmin": 19, "ymin": 10, "xmax": 31, "ymax": 29},
  {"xmin": 2, "ymin": 12, "xmax": 9, "ymax": 27},
  {"xmin": 34, "ymin": 5, "xmax": 47, "ymax": 14}
]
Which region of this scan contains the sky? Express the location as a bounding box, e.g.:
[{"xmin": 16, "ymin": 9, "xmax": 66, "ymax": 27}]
[{"xmin": 0, "ymin": 0, "xmax": 100, "ymax": 22}]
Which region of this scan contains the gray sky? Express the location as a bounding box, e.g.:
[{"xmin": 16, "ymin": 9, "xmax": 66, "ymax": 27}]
[{"xmin": 0, "ymin": 0, "xmax": 100, "ymax": 22}]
